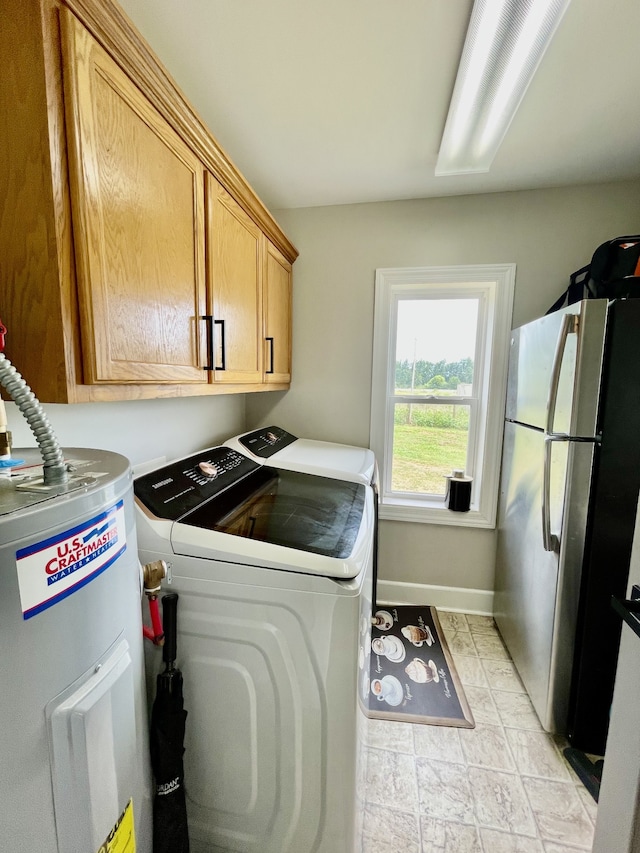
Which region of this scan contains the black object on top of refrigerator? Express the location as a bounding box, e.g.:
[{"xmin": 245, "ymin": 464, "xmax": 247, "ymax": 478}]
[{"xmin": 494, "ymin": 297, "xmax": 640, "ymax": 756}]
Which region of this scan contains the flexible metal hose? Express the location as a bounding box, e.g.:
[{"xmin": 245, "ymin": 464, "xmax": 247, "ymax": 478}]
[{"xmin": 0, "ymin": 353, "xmax": 68, "ymax": 484}]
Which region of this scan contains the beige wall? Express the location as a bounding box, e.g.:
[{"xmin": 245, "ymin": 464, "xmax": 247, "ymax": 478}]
[
  {"xmin": 6, "ymin": 395, "xmax": 246, "ymax": 469},
  {"xmin": 248, "ymin": 180, "xmax": 640, "ymax": 594}
]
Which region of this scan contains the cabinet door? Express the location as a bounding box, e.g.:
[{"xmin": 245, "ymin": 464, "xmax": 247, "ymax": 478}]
[
  {"xmin": 264, "ymin": 242, "xmax": 292, "ymax": 384},
  {"xmin": 60, "ymin": 10, "xmax": 207, "ymax": 384},
  {"xmin": 206, "ymin": 174, "xmax": 263, "ymax": 384}
]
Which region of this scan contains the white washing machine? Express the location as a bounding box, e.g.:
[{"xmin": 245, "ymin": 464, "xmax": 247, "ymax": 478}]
[
  {"xmin": 224, "ymin": 426, "xmax": 378, "ymax": 487},
  {"xmin": 134, "ymin": 446, "xmax": 374, "ymax": 853},
  {"xmin": 226, "ymin": 426, "xmax": 381, "ymax": 607}
]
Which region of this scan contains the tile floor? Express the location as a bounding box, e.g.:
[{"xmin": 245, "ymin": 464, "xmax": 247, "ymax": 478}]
[{"xmin": 358, "ymin": 610, "xmax": 597, "ymax": 853}]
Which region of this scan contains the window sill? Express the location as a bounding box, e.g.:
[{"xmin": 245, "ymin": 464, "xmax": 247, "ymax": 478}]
[{"xmin": 379, "ymin": 498, "xmax": 496, "ymax": 529}]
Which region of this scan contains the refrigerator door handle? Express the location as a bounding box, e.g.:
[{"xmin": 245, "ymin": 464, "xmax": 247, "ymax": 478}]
[
  {"xmin": 542, "ymin": 434, "xmax": 569, "ymax": 552},
  {"xmin": 545, "ymin": 312, "xmax": 578, "ymax": 437}
]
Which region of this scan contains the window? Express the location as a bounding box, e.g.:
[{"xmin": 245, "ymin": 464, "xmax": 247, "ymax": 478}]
[{"xmin": 370, "ymin": 265, "xmax": 515, "ymax": 528}]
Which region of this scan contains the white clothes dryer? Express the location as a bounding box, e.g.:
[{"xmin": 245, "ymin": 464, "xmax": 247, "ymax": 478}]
[
  {"xmin": 134, "ymin": 446, "xmax": 374, "ymax": 853},
  {"xmin": 224, "ymin": 425, "xmax": 378, "ymax": 487}
]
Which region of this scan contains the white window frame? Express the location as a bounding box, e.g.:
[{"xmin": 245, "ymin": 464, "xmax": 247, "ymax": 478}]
[{"xmin": 370, "ymin": 264, "xmax": 515, "ymax": 528}]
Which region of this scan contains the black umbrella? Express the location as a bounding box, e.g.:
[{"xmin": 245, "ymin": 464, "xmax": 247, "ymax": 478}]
[{"xmin": 150, "ymin": 593, "xmax": 190, "ymax": 853}]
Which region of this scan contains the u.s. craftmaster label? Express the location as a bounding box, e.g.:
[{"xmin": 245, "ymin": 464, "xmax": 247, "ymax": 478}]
[{"xmin": 16, "ymin": 500, "xmax": 127, "ymax": 619}]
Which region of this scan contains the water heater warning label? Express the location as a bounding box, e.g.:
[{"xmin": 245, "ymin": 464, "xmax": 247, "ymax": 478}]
[
  {"xmin": 16, "ymin": 500, "xmax": 127, "ymax": 619},
  {"xmin": 97, "ymin": 799, "xmax": 136, "ymax": 853}
]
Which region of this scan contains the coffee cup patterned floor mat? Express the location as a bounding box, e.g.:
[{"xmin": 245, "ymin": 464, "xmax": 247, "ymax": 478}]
[{"xmin": 363, "ymin": 605, "xmax": 474, "ymax": 728}]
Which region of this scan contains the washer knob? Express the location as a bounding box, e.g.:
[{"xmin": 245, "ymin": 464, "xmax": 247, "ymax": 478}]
[{"xmin": 198, "ymin": 461, "xmax": 218, "ymax": 479}]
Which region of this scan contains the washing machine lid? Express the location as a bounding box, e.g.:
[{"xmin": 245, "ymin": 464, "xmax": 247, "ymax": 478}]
[
  {"xmin": 134, "ymin": 447, "xmax": 373, "ymax": 578},
  {"xmin": 225, "ymin": 426, "xmax": 377, "ymax": 486}
]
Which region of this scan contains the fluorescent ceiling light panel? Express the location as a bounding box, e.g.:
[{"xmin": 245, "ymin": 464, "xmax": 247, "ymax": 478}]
[{"xmin": 435, "ymin": 0, "xmax": 571, "ymax": 176}]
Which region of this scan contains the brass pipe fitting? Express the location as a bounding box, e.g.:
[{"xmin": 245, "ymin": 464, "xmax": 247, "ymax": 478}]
[{"xmin": 142, "ymin": 559, "xmax": 167, "ymax": 596}]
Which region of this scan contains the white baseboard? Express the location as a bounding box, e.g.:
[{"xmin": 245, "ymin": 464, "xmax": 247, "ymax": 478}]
[{"xmin": 376, "ymin": 579, "xmax": 494, "ymax": 616}]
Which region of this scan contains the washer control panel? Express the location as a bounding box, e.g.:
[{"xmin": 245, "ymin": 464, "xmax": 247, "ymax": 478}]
[{"xmin": 134, "ymin": 446, "xmax": 259, "ymax": 520}]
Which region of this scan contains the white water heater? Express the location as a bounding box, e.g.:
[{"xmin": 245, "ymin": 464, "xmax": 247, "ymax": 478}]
[{"xmin": 0, "ymin": 447, "xmax": 152, "ymax": 852}]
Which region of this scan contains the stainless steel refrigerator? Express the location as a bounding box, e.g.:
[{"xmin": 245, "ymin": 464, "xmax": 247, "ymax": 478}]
[{"xmin": 495, "ymin": 297, "xmax": 640, "ymax": 756}]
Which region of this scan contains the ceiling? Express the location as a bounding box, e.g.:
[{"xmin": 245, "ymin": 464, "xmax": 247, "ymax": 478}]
[{"xmin": 117, "ymin": 0, "xmax": 640, "ymax": 211}]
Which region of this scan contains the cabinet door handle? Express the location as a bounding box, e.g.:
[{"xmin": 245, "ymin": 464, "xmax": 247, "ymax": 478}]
[
  {"xmin": 214, "ymin": 319, "xmax": 226, "ymax": 370},
  {"xmin": 201, "ymin": 315, "xmax": 214, "ymax": 371},
  {"xmin": 266, "ymin": 337, "xmax": 274, "ymax": 374}
]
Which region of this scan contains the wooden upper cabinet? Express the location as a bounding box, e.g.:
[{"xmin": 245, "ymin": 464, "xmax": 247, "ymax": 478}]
[
  {"xmin": 0, "ymin": 0, "xmax": 296, "ymax": 402},
  {"xmin": 264, "ymin": 242, "xmax": 292, "ymax": 385},
  {"xmin": 60, "ymin": 8, "xmax": 207, "ymax": 384},
  {"xmin": 206, "ymin": 173, "xmax": 263, "ymax": 384}
]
